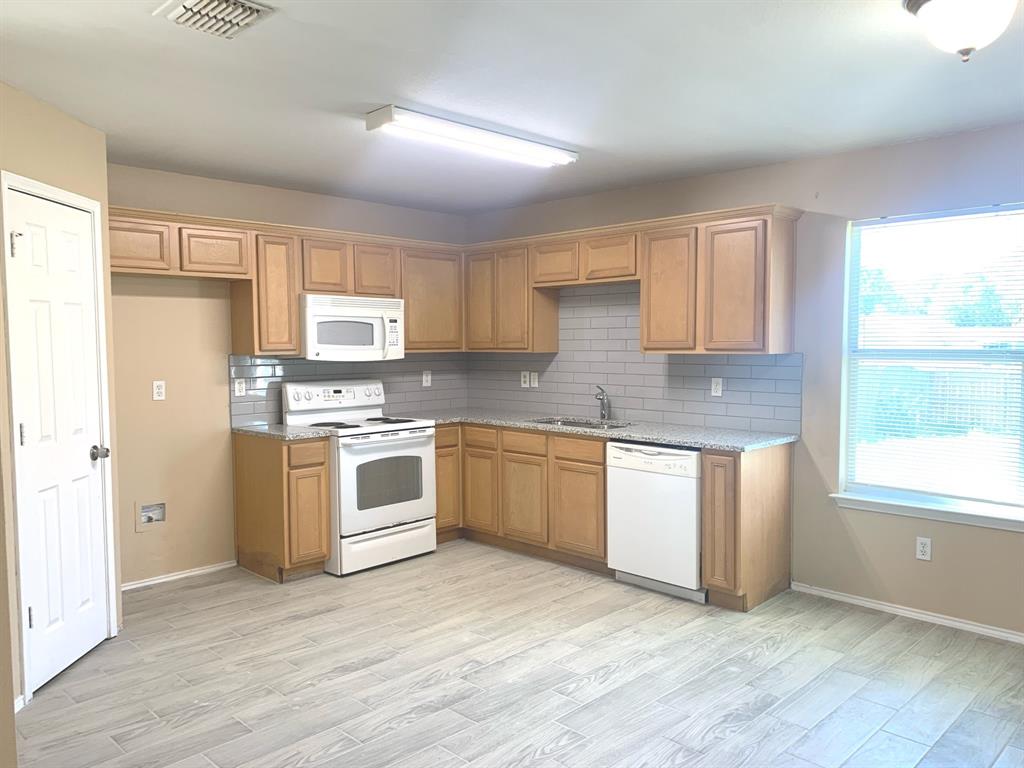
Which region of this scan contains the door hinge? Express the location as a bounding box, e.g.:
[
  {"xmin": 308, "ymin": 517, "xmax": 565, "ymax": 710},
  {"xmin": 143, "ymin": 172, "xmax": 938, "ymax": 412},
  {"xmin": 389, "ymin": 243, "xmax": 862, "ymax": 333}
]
[
  {"xmin": 19, "ymin": 423, "xmax": 26, "ymax": 446},
  {"xmin": 9, "ymin": 230, "xmax": 24, "ymax": 257},
  {"xmin": 27, "ymin": 606, "xmax": 33, "ymax": 629}
]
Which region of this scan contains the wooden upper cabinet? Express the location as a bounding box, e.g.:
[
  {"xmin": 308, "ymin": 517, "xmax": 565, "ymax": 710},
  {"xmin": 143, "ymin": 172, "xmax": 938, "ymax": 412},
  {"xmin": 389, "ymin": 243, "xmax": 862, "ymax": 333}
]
[
  {"xmin": 180, "ymin": 226, "xmax": 250, "ymax": 275},
  {"xmin": 353, "ymin": 243, "xmax": 400, "ymax": 296},
  {"xmin": 550, "ymin": 459, "xmax": 605, "ymax": 559},
  {"xmin": 580, "ymin": 233, "xmax": 637, "ymax": 281},
  {"xmin": 495, "ymin": 248, "xmax": 529, "ymax": 349},
  {"xmin": 287, "ymin": 463, "xmax": 330, "ymax": 567},
  {"xmin": 501, "ymin": 451, "xmax": 548, "ymax": 545},
  {"xmin": 302, "ymin": 238, "xmax": 352, "ymax": 293},
  {"xmin": 641, "ymin": 227, "xmax": 698, "ymax": 351},
  {"xmin": 530, "ymin": 240, "xmax": 579, "ymax": 284},
  {"xmin": 701, "ymin": 452, "xmax": 738, "ymax": 594},
  {"xmin": 463, "ymin": 447, "xmax": 499, "ymax": 534},
  {"xmin": 109, "ymin": 218, "xmax": 175, "ymax": 271},
  {"xmin": 702, "ymin": 218, "xmax": 767, "ymax": 351},
  {"xmin": 256, "ymin": 234, "xmax": 300, "ymax": 354},
  {"xmin": 402, "ymin": 249, "xmax": 462, "ymax": 351},
  {"xmin": 465, "ymin": 253, "xmax": 496, "ymax": 349}
]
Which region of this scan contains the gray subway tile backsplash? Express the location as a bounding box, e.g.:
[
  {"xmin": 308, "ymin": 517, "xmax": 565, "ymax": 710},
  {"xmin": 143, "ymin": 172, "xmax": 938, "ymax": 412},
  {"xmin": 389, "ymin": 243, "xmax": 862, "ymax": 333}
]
[{"xmin": 228, "ymin": 282, "xmax": 802, "ymax": 434}]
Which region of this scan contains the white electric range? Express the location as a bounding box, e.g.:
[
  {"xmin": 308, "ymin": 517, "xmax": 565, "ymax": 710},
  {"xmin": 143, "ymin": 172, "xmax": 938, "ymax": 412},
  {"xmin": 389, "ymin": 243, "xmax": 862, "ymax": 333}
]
[{"xmin": 282, "ymin": 379, "xmax": 436, "ymax": 576}]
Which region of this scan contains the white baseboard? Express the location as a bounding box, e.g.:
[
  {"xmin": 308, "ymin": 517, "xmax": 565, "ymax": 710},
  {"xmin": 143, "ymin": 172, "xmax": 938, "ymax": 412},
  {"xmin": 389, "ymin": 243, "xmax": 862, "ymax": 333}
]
[
  {"xmin": 121, "ymin": 560, "xmax": 237, "ymax": 591},
  {"xmin": 791, "ymin": 582, "xmax": 1024, "ymax": 645},
  {"xmin": 14, "ymin": 694, "xmax": 25, "ymax": 713}
]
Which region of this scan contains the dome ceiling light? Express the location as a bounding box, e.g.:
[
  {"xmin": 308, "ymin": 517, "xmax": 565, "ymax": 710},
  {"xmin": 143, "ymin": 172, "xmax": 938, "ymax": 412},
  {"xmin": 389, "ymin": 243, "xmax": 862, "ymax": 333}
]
[{"xmin": 903, "ymin": 0, "xmax": 1019, "ymax": 62}]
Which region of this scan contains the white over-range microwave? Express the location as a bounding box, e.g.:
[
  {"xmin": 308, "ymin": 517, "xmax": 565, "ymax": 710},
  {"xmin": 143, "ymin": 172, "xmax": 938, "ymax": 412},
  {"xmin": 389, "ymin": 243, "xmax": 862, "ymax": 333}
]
[{"xmin": 302, "ymin": 294, "xmax": 405, "ymax": 362}]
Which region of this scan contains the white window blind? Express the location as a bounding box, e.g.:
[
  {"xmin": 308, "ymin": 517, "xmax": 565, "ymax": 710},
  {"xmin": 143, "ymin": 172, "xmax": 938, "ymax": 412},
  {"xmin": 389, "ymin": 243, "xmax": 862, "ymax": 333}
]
[{"xmin": 844, "ymin": 206, "xmax": 1024, "ymax": 514}]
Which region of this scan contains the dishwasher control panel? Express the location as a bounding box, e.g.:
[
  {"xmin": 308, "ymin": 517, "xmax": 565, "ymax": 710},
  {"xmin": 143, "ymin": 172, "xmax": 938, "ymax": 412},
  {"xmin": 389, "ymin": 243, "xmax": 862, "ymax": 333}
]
[{"xmin": 606, "ymin": 442, "xmax": 700, "ymax": 477}]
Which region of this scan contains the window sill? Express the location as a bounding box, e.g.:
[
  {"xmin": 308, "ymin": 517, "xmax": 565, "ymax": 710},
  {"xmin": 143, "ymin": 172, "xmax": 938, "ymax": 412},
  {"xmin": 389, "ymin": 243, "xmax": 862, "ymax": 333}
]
[{"xmin": 830, "ymin": 491, "xmax": 1024, "ymax": 533}]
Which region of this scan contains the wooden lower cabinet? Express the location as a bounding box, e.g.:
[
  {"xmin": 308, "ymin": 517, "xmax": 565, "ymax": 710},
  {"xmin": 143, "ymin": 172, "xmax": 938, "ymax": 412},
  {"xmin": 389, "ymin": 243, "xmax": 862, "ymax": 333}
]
[
  {"xmin": 435, "ymin": 426, "xmax": 462, "ymax": 530},
  {"xmin": 500, "ymin": 451, "xmax": 548, "ymax": 545},
  {"xmin": 462, "ymin": 447, "xmax": 500, "ymax": 533},
  {"xmin": 233, "ymin": 434, "xmax": 331, "ymax": 582},
  {"xmin": 701, "ymin": 444, "xmax": 792, "ymax": 611},
  {"xmin": 550, "ymin": 459, "xmax": 605, "ymax": 559}
]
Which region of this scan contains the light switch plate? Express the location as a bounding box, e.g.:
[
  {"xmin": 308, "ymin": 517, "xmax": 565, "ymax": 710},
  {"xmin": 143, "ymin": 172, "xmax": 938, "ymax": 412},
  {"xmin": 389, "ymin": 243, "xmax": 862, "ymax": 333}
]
[
  {"xmin": 710, "ymin": 378, "xmax": 723, "ymax": 397},
  {"xmin": 152, "ymin": 380, "xmax": 166, "ymax": 401},
  {"xmin": 233, "ymin": 379, "xmax": 247, "ymax": 397},
  {"xmin": 530, "ymin": 372, "xmax": 539, "ymax": 388},
  {"xmin": 422, "ymin": 370, "xmax": 432, "ymax": 387},
  {"xmin": 520, "ymin": 371, "xmax": 530, "ymax": 388}
]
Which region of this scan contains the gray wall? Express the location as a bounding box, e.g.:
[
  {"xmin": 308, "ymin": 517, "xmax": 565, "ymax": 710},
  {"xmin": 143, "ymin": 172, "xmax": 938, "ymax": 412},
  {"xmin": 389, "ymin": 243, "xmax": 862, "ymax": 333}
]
[{"xmin": 229, "ymin": 283, "xmax": 802, "ymax": 435}]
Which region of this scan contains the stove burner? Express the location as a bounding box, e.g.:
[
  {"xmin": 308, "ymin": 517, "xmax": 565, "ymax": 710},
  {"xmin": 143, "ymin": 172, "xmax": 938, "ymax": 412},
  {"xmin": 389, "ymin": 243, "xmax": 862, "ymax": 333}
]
[
  {"xmin": 310, "ymin": 422, "xmax": 360, "ymax": 429},
  {"xmin": 366, "ymin": 417, "xmax": 416, "ymax": 424}
]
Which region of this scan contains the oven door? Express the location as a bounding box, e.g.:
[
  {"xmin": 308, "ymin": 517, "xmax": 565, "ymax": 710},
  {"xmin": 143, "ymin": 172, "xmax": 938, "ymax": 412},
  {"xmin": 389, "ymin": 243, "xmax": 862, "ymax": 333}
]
[
  {"xmin": 306, "ymin": 312, "xmax": 386, "ymax": 361},
  {"xmin": 335, "ymin": 429, "xmax": 436, "ymax": 536}
]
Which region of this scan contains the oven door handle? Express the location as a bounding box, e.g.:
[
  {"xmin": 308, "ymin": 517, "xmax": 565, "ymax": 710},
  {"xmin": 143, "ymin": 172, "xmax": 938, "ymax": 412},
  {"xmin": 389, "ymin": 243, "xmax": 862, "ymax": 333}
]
[{"xmin": 337, "ymin": 431, "xmax": 435, "ymax": 448}]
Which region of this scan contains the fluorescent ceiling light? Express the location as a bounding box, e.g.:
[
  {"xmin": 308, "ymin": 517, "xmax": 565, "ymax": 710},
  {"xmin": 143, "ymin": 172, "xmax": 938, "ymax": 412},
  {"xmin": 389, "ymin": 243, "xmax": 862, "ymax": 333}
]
[
  {"xmin": 903, "ymin": 0, "xmax": 1019, "ymax": 61},
  {"xmin": 365, "ymin": 106, "xmax": 578, "ymax": 168}
]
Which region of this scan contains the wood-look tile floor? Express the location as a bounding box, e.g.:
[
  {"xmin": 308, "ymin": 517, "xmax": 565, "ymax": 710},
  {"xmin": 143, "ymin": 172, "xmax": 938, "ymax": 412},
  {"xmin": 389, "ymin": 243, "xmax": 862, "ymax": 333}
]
[{"xmin": 16, "ymin": 540, "xmax": 1024, "ymax": 768}]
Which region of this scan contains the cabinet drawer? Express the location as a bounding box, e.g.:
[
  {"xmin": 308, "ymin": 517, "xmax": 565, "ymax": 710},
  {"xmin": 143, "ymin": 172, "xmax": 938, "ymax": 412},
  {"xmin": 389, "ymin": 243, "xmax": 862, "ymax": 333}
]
[
  {"xmin": 551, "ymin": 436, "xmax": 605, "ymax": 464},
  {"xmin": 463, "ymin": 426, "xmax": 499, "ymax": 450},
  {"xmin": 288, "ymin": 440, "xmax": 327, "ymax": 468},
  {"xmin": 501, "ymin": 430, "xmax": 547, "ymax": 456},
  {"xmin": 435, "ymin": 425, "xmax": 461, "ymax": 449}
]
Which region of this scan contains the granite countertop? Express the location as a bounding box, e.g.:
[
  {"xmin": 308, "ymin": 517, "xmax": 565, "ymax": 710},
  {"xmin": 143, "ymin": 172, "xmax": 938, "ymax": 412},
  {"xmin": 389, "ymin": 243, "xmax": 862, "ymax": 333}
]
[{"xmin": 233, "ymin": 410, "xmax": 797, "ymax": 452}]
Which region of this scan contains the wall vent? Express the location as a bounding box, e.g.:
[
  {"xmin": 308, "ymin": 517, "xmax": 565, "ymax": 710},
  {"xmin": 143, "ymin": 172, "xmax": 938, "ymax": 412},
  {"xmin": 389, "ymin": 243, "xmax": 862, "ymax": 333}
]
[{"xmin": 153, "ymin": 0, "xmax": 272, "ymax": 39}]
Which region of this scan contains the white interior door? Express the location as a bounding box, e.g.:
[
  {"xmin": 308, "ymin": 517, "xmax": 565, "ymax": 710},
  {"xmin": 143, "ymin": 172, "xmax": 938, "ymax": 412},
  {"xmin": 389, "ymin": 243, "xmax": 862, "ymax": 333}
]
[{"xmin": 4, "ymin": 184, "xmax": 113, "ymax": 693}]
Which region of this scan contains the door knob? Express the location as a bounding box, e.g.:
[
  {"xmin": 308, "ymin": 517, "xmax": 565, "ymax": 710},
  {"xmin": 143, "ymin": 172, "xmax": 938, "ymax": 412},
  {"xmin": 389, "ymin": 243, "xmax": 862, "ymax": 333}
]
[{"xmin": 89, "ymin": 445, "xmax": 111, "ymax": 461}]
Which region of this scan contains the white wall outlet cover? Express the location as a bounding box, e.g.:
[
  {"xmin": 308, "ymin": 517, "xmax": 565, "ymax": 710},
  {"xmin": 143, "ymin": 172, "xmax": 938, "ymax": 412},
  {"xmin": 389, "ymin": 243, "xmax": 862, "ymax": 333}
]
[
  {"xmin": 710, "ymin": 378, "xmax": 723, "ymax": 397},
  {"xmin": 233, "ymin": 378, "xmax": 247, "ymax": 397},
  {"xmin": 152, "ymin": 380, "xmax": 166, "ymax": 401},
  {"xmin": 530, "ymin": 372, "xmax": 539, "ymax": 388},
  {"xmin": 916, "ymin": 536, "xmax": 932, "ymax": 561},
  {"xmin": 520, "ymin": 371, "xmax": 530, "ymax": 388},
  {"xmin": 422, "ymin": 370, "xmax": 432, "ymax": 387}
]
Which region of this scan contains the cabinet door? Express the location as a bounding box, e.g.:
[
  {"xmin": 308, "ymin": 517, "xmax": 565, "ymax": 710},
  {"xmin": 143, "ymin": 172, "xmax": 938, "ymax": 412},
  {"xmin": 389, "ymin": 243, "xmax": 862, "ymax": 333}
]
[
  {"xmin": 353, "ymin": 243, "xmax": 400, "ymax": 296},
  {"xmin": 302, "ymin": 238, "xmax": 352, "ymax": 293},
  {"xmin": 580, "ymin": 233, "xmax": 636, "ymax": 281},
  {"xmin": 495, "ymin": 248, "xmax": 529, "ymax": 349},
  {"xmin": 703, "ymin": 219, "xmax": 767, "ymax": 351},
  {"xmin": 256, "ymin": 234, "xmax": 300, "ymax": 354},
  {"xmin": 403, "ymin": 249, "xmax": 463, "ymax": 350},
  {"xmin": 435, "ymin": 446, "xmax": 462, "ymax": 529},
  {"xmin": 109, "ymin": 218, "xmax": 175, "ymax": 271},
  {"xmin": 463, "ymin": 448, "xmax": 499, "ymax": 534},
  {"xmin": 550, "ymin": 460, "xmax": 605, "ymax": 559},
  {"xmin": 641, "ymin": 227, "xmax": 697, "ymax": 351},
  {"xmin": 180, "ymin": 226, "xmax": 250, "ymax": 275},
  {"xmin": 501, "ymin": 452, "xmax": 548, "ymax": 545},
  {"xmin": 701, "ymin": 452, "xmax": 738, "ymax": 593},
  {"xmin": 530, "ymin": 241, "xmax": 579, "ymax": 283},
  {"xmin": 465, "ymin": 253, "xmax": 496, "ymax": 349},
  {"xmin": 287, "ymin": 464, "xmax": 330, "ymax": 566}
]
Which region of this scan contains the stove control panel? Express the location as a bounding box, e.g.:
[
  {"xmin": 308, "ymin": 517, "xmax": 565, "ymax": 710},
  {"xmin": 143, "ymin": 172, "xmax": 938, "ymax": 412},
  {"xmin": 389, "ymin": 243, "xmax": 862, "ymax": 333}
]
[{"xmin": 282, "ymin": 379, "xmax": 386, "ymax": 412}]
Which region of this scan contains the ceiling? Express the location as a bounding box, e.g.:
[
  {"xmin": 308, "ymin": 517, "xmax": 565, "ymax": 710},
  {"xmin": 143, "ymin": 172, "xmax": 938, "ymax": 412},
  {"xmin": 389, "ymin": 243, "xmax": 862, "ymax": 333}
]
[{"xmin": 1, "ymin": 1, "xmax": 1022, "ymax": 214}]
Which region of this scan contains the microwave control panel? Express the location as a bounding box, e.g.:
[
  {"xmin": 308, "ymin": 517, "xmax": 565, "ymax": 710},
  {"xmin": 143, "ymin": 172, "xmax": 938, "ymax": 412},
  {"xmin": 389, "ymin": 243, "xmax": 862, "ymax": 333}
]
[{"xmin": 386, "ymin": 317, "xmax": 401, "ymax": 347}]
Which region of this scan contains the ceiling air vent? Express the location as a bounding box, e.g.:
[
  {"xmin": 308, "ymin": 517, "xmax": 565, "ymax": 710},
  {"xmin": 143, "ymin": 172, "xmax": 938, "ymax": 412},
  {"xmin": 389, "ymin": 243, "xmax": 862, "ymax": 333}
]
[{"xmin": 153, "ymin": 0, "xmax": 272, "ymax": 39}]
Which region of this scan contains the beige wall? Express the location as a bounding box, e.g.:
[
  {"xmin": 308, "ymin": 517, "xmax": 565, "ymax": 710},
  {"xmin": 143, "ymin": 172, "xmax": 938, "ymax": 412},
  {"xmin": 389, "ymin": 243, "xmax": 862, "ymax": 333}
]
[
  {"xmin": 0, "ymin": 80, "xmax": 112, "ymax": 754},
  {"xmin": 108, "ymin": 164, "xmax": 469, "ymax": 244},
  {"xmin": 468, "ymin": 122, "xmax": 1024, "ymax": 242},
  {"xmin": 111, "ymin": 276, "xmax": 236, "ymax": 584}
]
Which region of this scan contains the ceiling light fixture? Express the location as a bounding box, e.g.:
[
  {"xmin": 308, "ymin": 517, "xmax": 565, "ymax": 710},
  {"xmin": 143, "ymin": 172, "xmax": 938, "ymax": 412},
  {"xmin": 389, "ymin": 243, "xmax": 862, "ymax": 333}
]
[
  {"xmin": 365, "ymin": 106, "xmax": 578, "ymax": 168},
  {"xmin": 903, "ymin": 0, "xmax": 1019, "ymax": 62}
]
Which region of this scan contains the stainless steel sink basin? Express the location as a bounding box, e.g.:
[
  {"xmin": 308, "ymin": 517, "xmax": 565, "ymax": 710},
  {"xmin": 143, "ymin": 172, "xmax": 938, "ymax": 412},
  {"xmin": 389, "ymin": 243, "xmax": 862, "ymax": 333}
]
[{"xmin": 531, "ymin": 417, "xmax": 632, "ymax": 430}]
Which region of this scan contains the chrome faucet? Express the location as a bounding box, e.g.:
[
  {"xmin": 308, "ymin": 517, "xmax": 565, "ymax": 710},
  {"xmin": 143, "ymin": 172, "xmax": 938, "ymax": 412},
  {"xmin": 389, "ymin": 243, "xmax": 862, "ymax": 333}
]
[{"xmin": 594, "ymin": 385, "xmax": 611, "ymax": 421}]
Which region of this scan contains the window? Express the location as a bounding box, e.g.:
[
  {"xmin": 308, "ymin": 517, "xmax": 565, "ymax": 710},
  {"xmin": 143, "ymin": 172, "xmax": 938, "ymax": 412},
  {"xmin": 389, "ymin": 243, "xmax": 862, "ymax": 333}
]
[{"xmin": 841, "ymin": 205, "xmax": 1024, "ymax": 524}]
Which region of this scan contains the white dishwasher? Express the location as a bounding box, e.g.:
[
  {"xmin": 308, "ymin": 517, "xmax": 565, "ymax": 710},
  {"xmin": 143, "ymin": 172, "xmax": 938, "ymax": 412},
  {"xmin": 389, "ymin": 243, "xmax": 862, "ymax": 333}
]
[{"xmin": 606, "ymin": 442, "xmax": 704, "ymax": 601}]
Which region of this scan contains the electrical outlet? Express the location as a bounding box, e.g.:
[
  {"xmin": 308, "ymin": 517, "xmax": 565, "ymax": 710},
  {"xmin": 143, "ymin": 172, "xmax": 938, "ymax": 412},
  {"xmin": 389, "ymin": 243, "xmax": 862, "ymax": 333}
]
[
  {"xmin": 152, "ymin": 380, "xmax": 166, "ymax": 401},
  {"xmin": 916, "ymin": 536, "xmax": 932, "ymax": 561},
  {"xmin": 530, "ymin": 372, "xmax": 539, "ymax": 388},
  {"xmin": 233, "ymin": 379, "xmax": 247, "ymax": 397},
  {"xmin": 520, "ymin": 371, "xmax": 530, "ymax": 388},
  {"xmin": 422, "ymin": 370, "xmax": 432, "ymax": 387},
  {"xmin": 710, "ymin": 377, "xmax": 723, "ymax": 397}
]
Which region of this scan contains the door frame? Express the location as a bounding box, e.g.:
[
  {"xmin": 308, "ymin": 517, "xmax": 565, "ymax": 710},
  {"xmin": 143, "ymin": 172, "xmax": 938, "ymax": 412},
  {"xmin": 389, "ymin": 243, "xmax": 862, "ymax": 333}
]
[{"xmin": 0, "ymin": 171, "xmax": 118, "ymax": 706}]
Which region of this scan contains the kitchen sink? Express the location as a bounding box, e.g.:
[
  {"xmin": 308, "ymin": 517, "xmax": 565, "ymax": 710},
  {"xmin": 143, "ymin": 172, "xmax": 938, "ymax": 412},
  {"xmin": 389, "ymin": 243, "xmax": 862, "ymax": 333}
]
[{"xmin": 531, "ymin": 416, "xmax": 632, "ymax": 430}]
